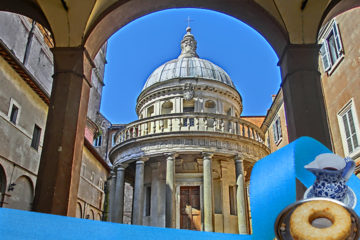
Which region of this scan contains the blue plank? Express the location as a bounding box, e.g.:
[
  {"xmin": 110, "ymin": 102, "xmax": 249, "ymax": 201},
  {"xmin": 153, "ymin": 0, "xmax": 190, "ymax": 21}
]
[
  {"xmin": 2, "ymin": 137, "xmax": 360, "ymax": 239},
  {"xmin": 0, "ymin": 208, "xmax": 252, "ymax": 240}
]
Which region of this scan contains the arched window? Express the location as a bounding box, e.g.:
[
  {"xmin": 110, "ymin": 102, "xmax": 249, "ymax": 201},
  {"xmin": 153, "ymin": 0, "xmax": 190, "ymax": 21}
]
[
  {"xmin": 183, "ymin": 100, "xmax": 195, "ymax": 113},
  {"xmin": 183, "ymin": 100, "xmax": 195, "ymax": 127},
  {"xmin": 76, "ymin": 202, "xmax": 82, "ymax": 218},
  {"xmin": 89, "ymin": 209, "xmax": 95, "ymax": 220},
  {"xmin": 161, "ymin": 101, "xmax": 173, "ymax": 114},
  {"xmin": 7, "ymin": 176, "xmax": 33, "ymax": 211},
  {"xmin": 161, "ymin": 101, "xmax": 173, "ymax": 129},
  {"xmin": 204, "ymin": 100, "xmax": 216, "ymax": 113},
  {"xmin": 147, "ymin": 105, "xmax": 154, "ymax": 117}
]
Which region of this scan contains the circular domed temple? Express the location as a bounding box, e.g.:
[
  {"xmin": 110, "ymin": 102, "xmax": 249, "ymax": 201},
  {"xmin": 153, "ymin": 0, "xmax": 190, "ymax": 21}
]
[{"xmin": 109, "ymin": 27, "xmax": 269, "ymax": 233}]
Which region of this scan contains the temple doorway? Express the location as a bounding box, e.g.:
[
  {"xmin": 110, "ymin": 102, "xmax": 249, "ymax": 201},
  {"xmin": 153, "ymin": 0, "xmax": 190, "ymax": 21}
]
[{"xmin": 180, "ymin": 186, "xmax": 201, "ymax": 231}]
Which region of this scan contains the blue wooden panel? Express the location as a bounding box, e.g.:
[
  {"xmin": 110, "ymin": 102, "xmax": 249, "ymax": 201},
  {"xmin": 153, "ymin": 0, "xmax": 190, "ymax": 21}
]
[
  {"xmin": 0, "ymin": 208, "xmax": 251, "ymax": 240},
  {"xmin": 1, "ymin": 137, "xmax": 359, "ymax": 240}
]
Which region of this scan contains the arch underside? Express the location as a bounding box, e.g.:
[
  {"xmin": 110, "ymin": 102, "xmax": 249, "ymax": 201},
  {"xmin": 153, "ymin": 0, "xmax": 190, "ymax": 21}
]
[{"xmin": 1, "ymin": 0, "xmax": 358, "ymax": 61}]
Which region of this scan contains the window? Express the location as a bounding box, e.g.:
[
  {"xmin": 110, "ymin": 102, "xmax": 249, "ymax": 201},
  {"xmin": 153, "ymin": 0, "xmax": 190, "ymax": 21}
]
[
  {"xmin": 31, "ymin": 125, "xmax": 41, "ymax": 150},
  {"xmin": 338, "ymin": 100, "xmax": 360, "ymax": 156},
  {"xmin": 145, "ymin": 186, "xmax": 151, "ymax": 216},
  {"xmin": 272, "ymin": 116, "xmax": 282, "ymax": 144},
  {"xmin": 320, "ymin": 20, "xmax": 343, "ymax": 73},
  {"xmin": 98, "ymin": 178, "xmax": 104, "ymax": 190},
  {"xmin": 93, "ymin": 135, "xmax": 102, "ymax": 147},
  {"xmin": 111, "ymin": 133, "xmax": 116, "ymax": 146},
  {"xmin": 9, "ymin": 105, "xmax": 19, "ymax": 124},
  {"xmin": 229, "ymin": 185, "xmax": 237, "ymax": 215},
  {"xmin": 183, "ymin": 100, "xmax": 194, "ymax": 127},
  {"xmin": 81, "ymin": 163, "xmax": 86, "ymax": 177}
]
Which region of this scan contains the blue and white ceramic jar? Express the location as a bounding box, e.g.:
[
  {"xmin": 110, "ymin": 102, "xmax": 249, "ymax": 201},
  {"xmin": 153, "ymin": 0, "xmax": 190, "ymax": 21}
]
[{"xmin": 305, "ymin": 153, "xmax": 355, "ymax": 202}]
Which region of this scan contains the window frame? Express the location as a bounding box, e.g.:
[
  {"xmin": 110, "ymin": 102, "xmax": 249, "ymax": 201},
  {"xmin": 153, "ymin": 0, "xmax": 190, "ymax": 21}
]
[
  {"xmin": 337, "ymin": 99, "xmax": 360, "ymax": 158},
  {"xmin": 93, "ymin": 134, "xmax": 102, "ymax": 147},
  {"xmin": 8, "ymin": 98, "xmax": 21, "ymax": 125},
  {"xmin": 30, "ymin": 124, "xmax": 42, "ymax": 150},
  {"xmin": 272, "ymin": 116, "xmax": 282, "ymax": 145},
  {"xmin": 319, "ymin": 19, "xmax": 344, "ymax": 74}
]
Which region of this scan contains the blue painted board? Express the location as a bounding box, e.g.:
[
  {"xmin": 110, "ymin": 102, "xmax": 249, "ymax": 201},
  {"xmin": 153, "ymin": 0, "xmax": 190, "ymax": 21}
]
[
  {"xmin": 2, "ymin": 137, "xmax": 360, "ymax": 240},
  {"xmin": 0, "ymin": 208, "xmax": 251, "ymax": 240}
]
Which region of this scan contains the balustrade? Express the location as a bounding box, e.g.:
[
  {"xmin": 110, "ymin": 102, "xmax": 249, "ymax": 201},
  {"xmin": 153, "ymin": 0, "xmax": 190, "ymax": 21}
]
[{"xmin": 114, "ymin": 113, "xmax": 266, "ymax": 145}]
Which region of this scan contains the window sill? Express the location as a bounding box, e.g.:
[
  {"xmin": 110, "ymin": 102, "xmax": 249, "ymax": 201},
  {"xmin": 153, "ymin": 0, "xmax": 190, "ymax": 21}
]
[
  {"xmin": 326, "ymin": 55, "xmax": 344, "ymax": 76},
  {"xmin": 275, "ymin": 138, "xmax": 283, "ymax": 146},
  {"xmin": 349, "ymin": 148, "xmax": 360, "ymax": 160}
]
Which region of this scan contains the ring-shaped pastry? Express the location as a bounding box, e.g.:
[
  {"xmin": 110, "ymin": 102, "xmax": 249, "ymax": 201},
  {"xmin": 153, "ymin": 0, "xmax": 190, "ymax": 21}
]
[{"xmin": 289, "ymin": 200, "xmax": 351, "ymax": 240}]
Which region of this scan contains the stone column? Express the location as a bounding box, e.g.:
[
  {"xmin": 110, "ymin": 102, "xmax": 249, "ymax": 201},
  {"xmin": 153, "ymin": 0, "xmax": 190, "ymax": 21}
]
[
  {"xmin": 113, "ymin": 164, "xmax": 126, "ymax": 223},
  {"xmin": 234, "ymin": 155, "xmax": 248, "ymax": 234},
  {"xmin": 279, "ymin": 44, "xmax": 332, "ymax": 149},
  {"xmin": 33, "ymin": 47, "xmax": 93, "ymax": 216},
  {"xmin": 165, "ymin": 153, "xmax": 176, "ymax": 228},
  {"xmin": 108, "ymin": 170, "xmax": 116, "ymax": 221},
  {"xmin": 133, "ymin": 159, "xmax": 146, "ymax": 225},
  {"xmin": 202, "ymin": 152, "xmax": 214, "ymax": 232}
]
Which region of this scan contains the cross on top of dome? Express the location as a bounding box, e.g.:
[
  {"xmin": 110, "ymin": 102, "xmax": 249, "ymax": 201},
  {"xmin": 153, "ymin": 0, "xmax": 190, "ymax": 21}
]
[{"xmin": 178, "ymin": 26, "xmax": 199, "ymax": 59}]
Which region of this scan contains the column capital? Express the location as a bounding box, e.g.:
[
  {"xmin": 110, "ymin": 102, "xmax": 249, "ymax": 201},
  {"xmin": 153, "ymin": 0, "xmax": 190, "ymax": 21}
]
[
  {"xmin": 165, "ymin": 152, "xmax": 178, "ymax": 160},
  {"xmin": 234, "ymin": 154, "xmax": 245, "ymax": 163},
  {"xmin": 202, "ymin": 152, "xmax": 214, "ymax": 160},
  {"xmin": 115, "ymin": 163, "xmax": 128, "ymax": 170}
]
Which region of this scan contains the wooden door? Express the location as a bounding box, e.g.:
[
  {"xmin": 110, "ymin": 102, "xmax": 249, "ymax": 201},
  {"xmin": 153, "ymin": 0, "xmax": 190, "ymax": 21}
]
[{"xmin": 180, "ymin": 186, "xmax": 201, "ymax": 230}]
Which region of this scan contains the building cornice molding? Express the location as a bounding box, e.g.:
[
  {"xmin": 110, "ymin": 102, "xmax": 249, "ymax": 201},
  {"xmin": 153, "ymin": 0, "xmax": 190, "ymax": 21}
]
[
  {"xmin": 261, "ymin": 89, "xmax": 284, "ymax": 131},
  {"xmin": 0, "ymin": 38, "xmax": 50, "ymax": 105}
]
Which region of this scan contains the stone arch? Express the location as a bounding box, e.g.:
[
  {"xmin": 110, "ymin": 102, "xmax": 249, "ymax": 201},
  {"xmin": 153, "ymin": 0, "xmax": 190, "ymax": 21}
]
[
  {"xmin": 76, "ymin": 202, "xmax": 82, "ymax": 218},
  {"xmin": 96, "ymin": 213, "xmax": 102, "ymax": 221},
  {"xmin": 84, "ymin": 1, "xmax": 289, "ymax": 59},
  {"xmin": 0, "ymin": 1, "xmax": 51, "ymax": 34},
  {"xmin": 319, "ymin": 0, "xmax": 360, "ymax": 32},
  {"xmin": 161, "ymin": 101, "xmax": 173, "ymax": 115},
  {"xmin": 6, "ymin": 175, "xmax": 34, "ymax": 211},
  {"xmin": 0, "ymin": 164, "xmax": 6, "ymax": 207},
  {"xmin": 89, "ymin": 209, "xmax": 95, "ymax": 220},
  {"xmin": 204, "ymin": 100, "xmax": 216, "ymax": 114}
]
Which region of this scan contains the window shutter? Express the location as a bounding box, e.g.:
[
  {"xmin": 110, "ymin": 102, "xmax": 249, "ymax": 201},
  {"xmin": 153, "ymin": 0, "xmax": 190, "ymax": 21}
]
[
  {"xmin": 273, "ymin": 124, "xmax": 278, "ymax": 142},
  {"xmin": 277, "ymin": 119, "xmax": 282, "ymax": 139},
  {"xmin": 332, "ymin": 21, "xmax": 343, "ymax": 55},
  {"xmin": 320, "ymin": 43, "xmax": 331, "ymax": 71}
]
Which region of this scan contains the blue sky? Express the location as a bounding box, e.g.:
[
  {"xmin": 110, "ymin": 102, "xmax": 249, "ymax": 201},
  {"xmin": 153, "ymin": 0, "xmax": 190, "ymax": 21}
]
[{"xmin": 100, "ymin": 8, "xmax": 281, "ymax": 124}]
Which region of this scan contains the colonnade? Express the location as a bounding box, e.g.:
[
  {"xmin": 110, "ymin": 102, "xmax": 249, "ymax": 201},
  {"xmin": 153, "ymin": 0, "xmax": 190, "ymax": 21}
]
[{"xmin": 108, "ymin": 153, "xmax": 249, "ymax": 233}]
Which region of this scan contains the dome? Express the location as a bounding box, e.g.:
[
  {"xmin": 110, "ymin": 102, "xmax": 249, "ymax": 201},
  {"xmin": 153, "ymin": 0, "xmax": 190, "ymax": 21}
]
[{"xmin": 142, "ymin": 27, "xmax": 235, "ymax": 90}]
